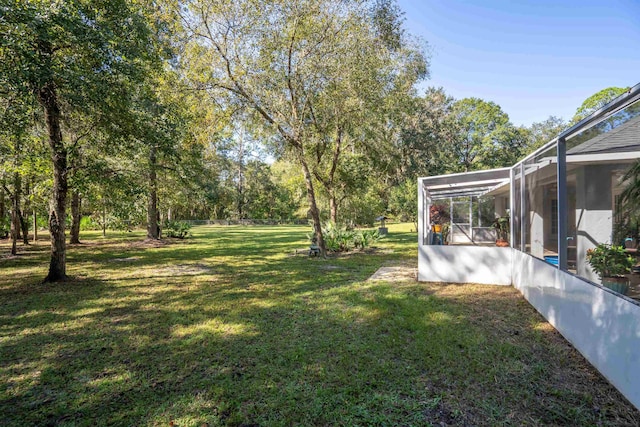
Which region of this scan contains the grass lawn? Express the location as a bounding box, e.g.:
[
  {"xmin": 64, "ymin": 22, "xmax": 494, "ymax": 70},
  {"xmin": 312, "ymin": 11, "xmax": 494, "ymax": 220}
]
[{"xmin": 1, "ymin": 224, "xmax": 638, "ymax": 426}]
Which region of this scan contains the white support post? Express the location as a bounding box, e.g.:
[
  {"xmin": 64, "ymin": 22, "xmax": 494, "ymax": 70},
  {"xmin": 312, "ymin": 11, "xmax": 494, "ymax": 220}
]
[
  {"xmin": 418, "ymin": 178, "xmax": 424, "ymax": 246},
  {"xmin": 510, "ymin": 167, "xmax": 515, "ymax": 248},
  {"xmin": 520, "ymin": 163, "xmax": 526, "ymax": 252}
]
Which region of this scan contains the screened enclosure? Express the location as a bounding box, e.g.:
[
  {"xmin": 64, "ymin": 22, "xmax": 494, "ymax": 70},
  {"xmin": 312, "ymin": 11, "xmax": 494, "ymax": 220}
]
[
  {"xmin": 514, "ymin": 84, "xmax": 640, "ymax": 284},
  {"xmin": 420, "ymin": 82, "xmax": 640, "ymax": 290},
  {"xmin": 417, "ymin": 83, "xmax": 640, "ymax": 411},
  {"xmin": 420, "ymin": 168, "xmax": 510, "ymax": 246}
]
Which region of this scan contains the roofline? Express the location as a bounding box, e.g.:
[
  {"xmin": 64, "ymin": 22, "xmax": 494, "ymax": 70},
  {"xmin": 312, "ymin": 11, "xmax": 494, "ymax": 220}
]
[
  {"xmin": 418, "ymin": 167, "xmax": 511, "ymax": 184},
  {"xmin": 515, "ymin": 82, "xmax": 640, "ymax": 167},
  {"xmin": 559, "ymin": 83, "xmax": 640, "ymax": 140}
]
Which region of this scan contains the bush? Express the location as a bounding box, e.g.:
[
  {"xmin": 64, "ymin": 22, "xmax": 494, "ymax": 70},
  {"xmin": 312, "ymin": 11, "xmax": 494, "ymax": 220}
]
[
  {"xmin": 586, "ymin": 243, "xmax": 634, "ymax": 278},
  {"xmin": 310, "ymin": 222, "xmax": 383, "ymax": 252},
  {"xmin": 80, "ymin": 216, "xmax": 102, "ymax": 231},
  {"xmin": 164, "ymin": 220, "xmax": 192, "ymax": 239},
  {"xmin": 354, "ymin": 229, "xmax": 383, "ymax": 249}
]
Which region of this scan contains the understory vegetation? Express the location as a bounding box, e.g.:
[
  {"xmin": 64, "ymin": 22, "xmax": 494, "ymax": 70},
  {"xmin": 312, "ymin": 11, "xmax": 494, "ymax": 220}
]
[
  {"xmin": 316, "ymin": 222, "xmax": 385, "ymax": 252},
  {"xmin": 1, "ymin": 224, "xmax": 638, "ymax": 426}
]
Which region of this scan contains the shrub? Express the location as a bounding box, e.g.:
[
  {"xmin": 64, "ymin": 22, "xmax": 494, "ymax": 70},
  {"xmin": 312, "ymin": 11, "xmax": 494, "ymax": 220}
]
[
  {"xmin": 310, "ymin": 222, "xmax": 384, "ymax": 252},
  {"xmin": 586, "ymin": 243, "xmax": 634, "ymax": 278},
  {"xmin": 354, "ymin": 229, "xmax": 383, "ymax": 249},
  {"xmin": 164, "ymin": 220, "xmax": 192, "ymax": 239},
  {"xmin": 80, "ymin": 216, "xmax": 101, "ymax": 231}
]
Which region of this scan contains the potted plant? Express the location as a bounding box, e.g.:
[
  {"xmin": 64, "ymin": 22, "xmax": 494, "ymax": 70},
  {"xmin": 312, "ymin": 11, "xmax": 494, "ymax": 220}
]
[
  {"xmin": 492, "ymin": 216, "xmax": 510, "ymax": 247},
  {"xmin": 429, "ymin": 204, "xmax": 449, "ymax": 233},
  {"xmin": 586, "ymin": 243, "xmax": 634, "ymax": 295}
]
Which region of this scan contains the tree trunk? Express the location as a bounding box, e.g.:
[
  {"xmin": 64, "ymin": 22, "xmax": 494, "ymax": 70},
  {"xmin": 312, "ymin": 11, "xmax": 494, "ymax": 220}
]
[
  {"xmin": 329, "ymin": 194, "xmax": 338, "ymax": 224},
  {"xmin": 70, "ymin": 190, "xmax": 81, "ymax": 244},
  {"xmin": 20, "ymin": 180, "xmax": 30, "ymax": 245},
  {"xmin": 147, "ymin": 145, "xmax": 159, "ymax": 239},
  {"xmin": 314, "ymin": 128, "xmax": 342, "ymax": 225},
  {"xmin": 300, "ymin": 157, "xmax": 326, "ymax": 256},
  {"xmin": 38, "ymin": 82, "xmax": 67, "ymax": 282},
  {"xmin": 19, "ymin": 210, "xmax": 29, "ymax": 245},
  {"xmin": 10, "ymin": 172, "xmax": 20, "ymax": 255},
  {"xmin": 237, "ymin": 131, "xmax": 245, "ymax": 220},
  {"xmin": 0, "ymin": 182, "xmax": 5, "ymax": 225},
  {"xmin": 102, "ymin": 199, "xmax": 107, "ymax": 237},
  {"xmin": 33, "ymin": 209, "xmax": 38, "ymax": 243}
]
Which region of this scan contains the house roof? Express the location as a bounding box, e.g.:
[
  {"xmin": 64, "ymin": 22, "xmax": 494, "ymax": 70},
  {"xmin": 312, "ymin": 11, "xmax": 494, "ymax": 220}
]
[{"xmin": 567, "ymin": 113, "xmax": 640, "ymax": 155}]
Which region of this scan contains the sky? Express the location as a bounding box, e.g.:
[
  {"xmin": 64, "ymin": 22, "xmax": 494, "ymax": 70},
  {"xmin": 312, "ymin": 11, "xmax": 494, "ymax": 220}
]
[{"xmin": 397, "ymin": 0, "xmax": 640, "ymax": 127}]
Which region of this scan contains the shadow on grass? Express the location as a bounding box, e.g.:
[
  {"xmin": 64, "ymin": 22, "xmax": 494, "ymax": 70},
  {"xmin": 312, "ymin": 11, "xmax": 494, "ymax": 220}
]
[{"xmin": 0, "ymin": 226, "xmax": 638, "ymax": 426}]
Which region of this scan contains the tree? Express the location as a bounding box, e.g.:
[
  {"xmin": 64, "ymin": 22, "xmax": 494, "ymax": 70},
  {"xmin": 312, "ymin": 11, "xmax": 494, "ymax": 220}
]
[
  {"xmin": 397, "ymin": 88, "xmax": 460, "ymax": 179},
  {"xmin": 573, "ymin": 87, "xmax": 629, "ymax": 122},
  {"xmin": 181, "ymin": 0, "xmax": 427, "ymax": 255},
  {"xmin": 528, "ymin": 116, "xmax": 566, "ymax": 150},
  {"xmin": 449, "ymin": 98, "xmax": 511, "ymax": 171},
  {"xmin": 0, "ymin": 1, "xmax": 164, "ymax": 280},
  {"xmin": 0, "ymin": 95, "xmax": 40, "ymax": 254}
]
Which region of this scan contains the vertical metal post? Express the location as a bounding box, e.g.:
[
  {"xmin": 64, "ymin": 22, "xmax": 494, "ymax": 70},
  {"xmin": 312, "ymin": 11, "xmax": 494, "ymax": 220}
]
[
  {"xmin": 418, "ymin": 179, "xmax": 425, "ymax": 246},
  {"xmin": 425, "ymin": 190, "xmax": 430, "ymax": 245},
  {"xmin": 449, "ymin": 197, "xmax": 453, "ymax": 241},
  {"xmin": 469, "ymin": 196, "xmax": 473, "ymax": 243},
  {"xmin": 520, "ymin": 163, "xmax": 526, "ymax": 252},
  {"xmin": 557, "ymin": 138, "xmax": 568, "ymax": 270},
  {"xmin": 510, "ymin": 167, "xmax": 515, "ymax": 248}
]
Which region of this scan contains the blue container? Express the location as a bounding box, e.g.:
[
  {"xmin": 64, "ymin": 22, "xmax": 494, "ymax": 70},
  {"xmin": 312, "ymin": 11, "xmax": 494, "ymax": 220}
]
[{"xmin": 544, "ymin": 255, "xmax": 559, "ymax": 266}]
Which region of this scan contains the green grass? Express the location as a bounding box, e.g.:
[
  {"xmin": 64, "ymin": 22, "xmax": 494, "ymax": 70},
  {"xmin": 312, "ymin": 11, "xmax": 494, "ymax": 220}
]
[{"xmin": 0, "ymin": 224, "xmax": 638, "ymax": 426}]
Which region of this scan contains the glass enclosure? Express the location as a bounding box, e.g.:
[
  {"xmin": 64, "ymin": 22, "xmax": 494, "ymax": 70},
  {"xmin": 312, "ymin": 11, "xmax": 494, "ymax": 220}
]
[{"xmin": 512, "ymin": 90, "xmax": 640, "ymax": 286}]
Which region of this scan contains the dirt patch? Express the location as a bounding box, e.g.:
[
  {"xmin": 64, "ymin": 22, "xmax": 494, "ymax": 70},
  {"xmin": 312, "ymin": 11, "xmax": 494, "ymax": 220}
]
[
  {"xmin": 368, "ymin": 265, "xmax": 417, "ymax": 282},
  {"xmin": 110, "ymin": 256, "xmax": 142, "ymax": 263},
  {"xmin": 127, "ymin": 238, "xmax": 173, "ymax": 249},
  {"xmin": 154, "ymin": 264, "xmax": 213, "ymax": 276}
]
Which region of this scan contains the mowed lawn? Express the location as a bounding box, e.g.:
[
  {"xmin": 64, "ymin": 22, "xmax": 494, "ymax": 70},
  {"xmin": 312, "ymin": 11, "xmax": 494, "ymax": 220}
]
[{"xmin": 1, "ymin": 224, "xmax": 638, "ymax": 426}]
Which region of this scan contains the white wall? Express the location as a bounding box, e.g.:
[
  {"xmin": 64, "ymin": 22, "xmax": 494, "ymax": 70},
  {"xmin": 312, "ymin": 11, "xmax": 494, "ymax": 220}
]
[
  {"xmin": 418, "ymin": 245, "xmax": 512, "ymax": 285},
  {"xmin": 512, "ymin": 250, "xmax": 640, "ymax": 411}
]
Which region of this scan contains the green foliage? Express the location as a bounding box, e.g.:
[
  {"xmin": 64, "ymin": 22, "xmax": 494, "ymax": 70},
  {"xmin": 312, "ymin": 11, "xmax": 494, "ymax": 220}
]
[
  {"xmin": 316, "ymin": 222, "xmax": 383, "ymax": 252},
  {"xmin": 573, "ymin": 87, "xmax": 629, "ymax": 122},
  {"xmin": 79, "ymin": 216, "xmax": 101, "ymax": 231},
  {"xmin": 388, "ymin": 179, "xmax": 417, "ymax": 222},
  {"xmin": 529, "ymin": 116, "xmax": 566, "ymax": 150},
  {"xmin": 492, "ymin": 216, "xmax": 510, "ymax": 241},
  {"xmin": 0, "ymin": 216, "xmax": 9, "ymax": 239},
  {"xmin": 451, "ymin": 98, "xmax": 514, "ymax": 171},
  {"xmin": 340, "ymin": 185, "xmax": 387, "ymax": 227},
  {"xmin": 586, "ymin": 244, "xmax": 634, "ymax": 278},
  {"xmin": 354, "ymin": 228, "xmax": 384, "ymax": 249},
  {"xmin": 164, "ymin": 220, "xmax": 192, "ymax": 239}
]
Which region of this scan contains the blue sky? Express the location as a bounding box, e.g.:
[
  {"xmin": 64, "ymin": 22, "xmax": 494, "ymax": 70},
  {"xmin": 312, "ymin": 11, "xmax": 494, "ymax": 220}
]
[{"xmin": 397, "ymin": 0, "xmax": 640, "ymax": 126}]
